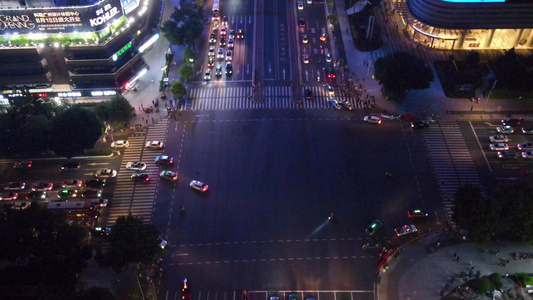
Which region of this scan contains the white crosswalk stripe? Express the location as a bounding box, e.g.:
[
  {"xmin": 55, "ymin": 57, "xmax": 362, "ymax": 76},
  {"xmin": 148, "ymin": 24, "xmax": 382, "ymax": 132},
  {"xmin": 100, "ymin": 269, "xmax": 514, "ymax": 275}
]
[
  {"xmin": 423, "ymin": 120, "xmax": 485, "ymax": 226},
  {"xmin": 185, "ymin": 86, "xmax": 368, "ymax": 110},
  {"xmin": 106, "ymin": 119, "xmax": 170, "ymax": 226}
]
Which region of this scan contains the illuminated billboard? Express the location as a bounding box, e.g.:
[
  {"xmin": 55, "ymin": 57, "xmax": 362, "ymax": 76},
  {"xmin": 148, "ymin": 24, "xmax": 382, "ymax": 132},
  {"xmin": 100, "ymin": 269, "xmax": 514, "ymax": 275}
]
[
  {"xmin": 120, "ymin": 0, "xmax": 140, "ymax": 15},
  {"xmin": 0, "ymin": 0, "xmax": 124, "ymax": 34}
]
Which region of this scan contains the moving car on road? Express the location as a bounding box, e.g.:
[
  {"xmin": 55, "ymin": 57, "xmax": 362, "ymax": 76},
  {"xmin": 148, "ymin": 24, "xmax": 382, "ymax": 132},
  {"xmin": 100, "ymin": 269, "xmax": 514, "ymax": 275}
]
[
  {"xmin": 522, "ymin": 151, "xmax": 533, "ymax": 159},
  {"xmin": 111, "ymin": 140, "xmax": 129, "ymax": 148},
  {"xmin": 1, "ymin": 192, "xmax": 18, "ymax": 200},
  {"xmin": 131, "ymin": 173, "xmax": 150, "ymax": 182},
  {"xmin": 14, "ymin": 161, "xmax": 32, "ymax": 169},
  {"xmin": 364, "ymin": 116, "xmax": 382, "ymax": 124},
  {"xmin": 94, "ymin": 169, "xmax": 117, "ymax": 178},
  {"xmin": 365, "ymin": 220, "xmax": 383, "ymax": 236},
  {"xmin": 340, "ymin": 100, "xmax": 354, "ymax": 110},
  {"xmin": 237, "ymin": 29, "xmax": 244, "ymax": 39},
  {"xmin": 501, "ymin": 118, "xmax": 524, "ymax": 126},
  {"xmin": 329, "ymin": 98, "xmax": 341, "ymax": 110},
  {"xmin": 489, "ymin": 135, "xmax": 508, "ymax": 143},
  {"xmin": 522, "ymin": 127, "xmax": 533, "ymax": 134},
  {"xmin": 394, "ymin": 224, "xmax": 418, "ymax": 236},
  {"xmin": 63, "ymin": 179, "xmax": 82, "ymax": 189},
  {"xmin": 182, "ymin": 278, "xmax": 191, "ymax": 300},
  {"xmin": 498, "ymin": 150, "xmax": 518, "ymax": 159},
  {"xmin": 489, "ymin": 143, "xmax": 509, "ymax": 151},
  {"xmin": 4, "ymin": 182, "xmax": 25, "ymax": 191},
  {"xmin": 57, "ymin": 189, "xmax": 77, "ymax": 198},
  {"xmin": 61, "ymin": 161, "xmax": 80, "ymax": 170},
  {"xmin": 323, "ymin": 84, "xmax": 335, "ymax": 96},
  {"xmin": 160, "ymin": 171, "xmax": 178, "ymax": 181},
  {"xmin": 190, "ymin": 180, "xmax": 208, "ymax": 192},
  {"xmin": 496, "ymin": 125, "xmax": 514, "ymax": 134},
  {"xmin": 408, "ymin": 209, "xmax": 428, "ymax": 218},
  {"xmin": 25, "ymin": 191, "xmax": 47, "ymax": 199},
  {"xmin": 302, "ymin": 54, "xmax": 310, "ymax": 64},
  {"xmin": 155, "ymin": 155, "xmax": 174, "ymax": 165},
  {"xmin": 204, "ymin": 69, "xmax": 211, "ymax": 81},
  {"xmin": 411, "ymin": 121, "xmax": 429, "ymax": 128},
  {"xmin": 297, "ymin": 1, "xmax": 304, "ymax": 9},
  {"xmin": 517, "ymin": 143, "xmax": 533, "ymax": 151},
  {"xmin": 145, "ymin": 141, "xmax": 164, "ymax": 149},
  {"xmin": 32, "ymin": 182, "xmax": 53, "ymax": 191},
  {"xmin": 126, "ymin": 162, "xmax": 147, "ymax": 171}
]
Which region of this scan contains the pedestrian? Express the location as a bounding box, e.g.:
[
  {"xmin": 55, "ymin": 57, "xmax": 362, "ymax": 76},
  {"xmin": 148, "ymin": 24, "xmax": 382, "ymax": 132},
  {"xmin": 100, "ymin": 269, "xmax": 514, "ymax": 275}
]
[
  {"xmin": 457, "ymin": 256, "xmax": 460, "ymax": 262},
  {"xmin": 145, "ymin": 119, "xmax": 148, "ymax": 124},
  {"xmin": 471, "ymin": 265, "xmax": 474, "ymax": 270},
  {"xmin": 469, "ymin": 261, "xmax": 473, "ymax": 267},
  {"xmin": 142, "ymin": 117, "xmax": 145, "ymax": 122},
  {"xmin": 470, "ymin": 105, "xmax": 473, "ymax": 111},
  {"xmin": 151, "ymin": 117, "xmax": 154, "ymax": 124},
  {"xmin": 152, "ymin": 100, "xmax": 154, "ymax": 104},
  {"xmin": 141, "ymin": 104, "xmax": 144, "ymax": 109},
  {"xmin": 453, "ymin": 253, "xmax": 457, "ymax": 258}
]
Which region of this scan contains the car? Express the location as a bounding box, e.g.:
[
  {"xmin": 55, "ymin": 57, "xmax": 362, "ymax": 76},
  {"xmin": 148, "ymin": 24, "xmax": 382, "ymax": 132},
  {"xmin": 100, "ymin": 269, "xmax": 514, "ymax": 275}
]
[
  {"xmin": 328, "ymin": 98, "xmax": 341, "ymax": 109},
  {"xmin": 522, "ymin": 127, "xmax": 533, "ymax": 134},
  {"xmin": 94, "ymin": 169, "xmax": 118, "ymax": 178},
  {"xmin": 305, "ymin": 88, "xmax": 313, "ymax": 100},
  {"xmin": 204, "ymin": 69, "xmax": 211, "ymax": 81},
  {"xmin": 364, "ymin": 116, "xmax": 382, "ymax": 124},
  {"xmin": 323, "ymin": 84, "xmax": 335, "ymax": 96},
  {"xmin": 297, "ymin": 1, "xmax": 304, "ymax": 9},
  {"xmin": 62, "ymin": 179, "xmax": 83, "ymax": 189},
  {"xmin": 325, "ymin": 52, "xmax": 332, "ymax": 62},
  {"xmin": 14, "ymin": 160, "xmax": 32, "ymax": 169},
  {"xmin": 190, "ymin": 180, "xmax": 208, "ymax": 192},
  {"xmin": 365, "ymin": 219, "xmax": 383, "ymax": 236},
  {"xmin": 394, "ymin": 224, "xmax": 418, "ymax": 236},
  {"xmin": 220, "ymin": 26, "xmax": 227, "ymax": 36},
  {"xmin": 158, "ymin": 238, "xmax": 168, "ymax": 249},
  {"xmin": 288, "ymin": 294, "xmax": 298, "ymax": 300},
  {"xmin": 82, "ymin": 189, "xmax": 102, "ymax": 198},
  {"xmin": 229, "ymin": 29, "xmax": 235, "ymax": 39},
  {"xmin": 222, "ymin": 16, "xmax": 228, "ymax": 26},
  {"xmin": 217, "ymin": 48, "xmax": 224, "ymax": 59},
  {"xmin": 145, "ymin": 141, "xmax": 164, "ymax": 149},
  {"xmin": 302, "ymin": 54, "xmax": 310, "ymax": 64},
  {"xmin": 522, "ymin": 151, "xmax": 533, "ymax": 159},
  {"xmin": 208, "ymin": 45, "xmax": 215, "ymax": 57},
  {"xmin": 320, "ymin": 32, "xmax": 327, "ymax": 42},
  {"xmin": 411, "ymin": 121, "xmax": 429, "ymax": 128},
  {"xmin": 307, "ymin": 0, "xmax": 312, "ymax": 3},
  {"xmin": 182, "ymin": 278, "xmax": 191, "ymax": 300},
  {"xmin": 298, "ymin": 18, "xmax": 306, "ymax": 27},
  {"xmin": 497, "ymin": 150, "xmax": 517, "ymax": 159},
  {"xmin": 85, "ymin": 179, "xmax": 106, "ymax": 189},
  {"xmin": 131, "ymin": 173, "xmax": 150, "ymax": 182},
  {"xmin": 270, "ymin": 297, "xmax": 279, "ymax": 300},
  {"xmin": 326, "ymin": 68, "xmax": 336, "ymax": 79},
  {"xmin": 1, "ymin": 192, "xmax": 18, "ymax": 201},
  {"xmin": 501, "ymin": 118, "xmax": 524, "ymax": 126},
  {"xmin": 517, "ymin": 143, "xmax": 533, "ymax": 151},
  {"xmin": 207, "ymin": 57, "xmax": 215, "ymax": 68},
  {"xmin": 302, "ymin": 35, "xmax": 309, "ymax": 43},
  {"xmin": 155, "ymin": 155, "xmax": 174, "ymax": 165},
  {"xmin": 25, "ymin": 191, "xmax": 47, "ymax": 199},
  {"xmin": 489, "ymin": 135, "xmax": 508, "ymax": 143},
  {"xmin": 225, "ymin": 62, "xmax": 233, "ymax": 76},
  {"xmin": 237, "ymin": 29, "xmax": 244, "ymax": 39},
  {"xmin": 93, "ymin": 226, "xmax": 112, "ymax": 236},
  {"xmin": 215, "ymin": 64, "xmax": 222, "ymax": 76},
  {"xmin": 126, "ymin": 162, "xmax": 147, "ymax": 171},
  {"xmin": 160, "ymin": 170, "xmax": 178, "ymax": 181},
  {"xmin": 32, "ymin": 182, "xmax": 53, "ymax": 191},
  {"xmin": 228, "ymin": 37, "xmax": 234, "ymax": 48},
  {"xmin": 212, "ymin": 21, "xmax": 219, "ymax": 31},
  {"xmin": 226, "ymin": 50, "xmax": 232, "ymax": 61},
  {"xmin": 408, "ymin": 209, "xmax": 428, "ymax": 218},
  {"xmin": 220, "ymin": 36, "xmax": 226, "ymax": 46},
  {"xmin": 92, "ymin": 198, "xmax": 108, "ymax": 208},
  {"xmin": 496, "ymin": 125, "xmax": 514, "ymax": 134},
  {"xmin": 57, "ymin": 189, "xmax": 77, "ymax": 198},
  {"xmin": 111, "ymin": 140, "xmax": 129, "ymax": 148},
  {"xmin": 489, "ymin": 143, "xmax": 509, "ymax": 151},
  {"xmin": 209, "ymin": 33, "xmax": 217, "ymax": 44},
  {"xmin": 4, "ymin": 182, "xmax": 25, "ymax": 191},
  {"xmin": 340, "ymin": 100, "xmax": 354, "ymax": 110},
  {"xmin": 61, "ymin": 161, "xmax": 80, "ymax": 170}
]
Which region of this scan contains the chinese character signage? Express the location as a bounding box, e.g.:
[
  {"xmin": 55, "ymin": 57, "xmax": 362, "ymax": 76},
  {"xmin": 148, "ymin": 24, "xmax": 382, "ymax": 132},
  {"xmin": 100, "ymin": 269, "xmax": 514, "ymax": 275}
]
[
  {"xmin": 120, "ymin": 0, "xmax": 140, "ymax": 15},
  {"xmin": 0, "ymin": 0, "xmax": 124, "ymax": 34}
]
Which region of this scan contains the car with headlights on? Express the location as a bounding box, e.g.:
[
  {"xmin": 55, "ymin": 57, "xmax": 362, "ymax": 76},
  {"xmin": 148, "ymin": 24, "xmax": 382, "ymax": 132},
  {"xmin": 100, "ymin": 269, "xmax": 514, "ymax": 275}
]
[
  {"xmin": 190, "ymin": 180, "xmax": 208, "ymax": 192},
  {"xmin": 1, "ymin": 192, "xmax": 18, "ymax": 201},
  {"xmin": 204, "ymin": 69, "xmax": 211, "ymax": 81},
  {"xmin": 111, "ymin": 140, "xmax": 129, "ymax": 148},
  {"xmin": 517, "ymin": 143, "xmax": 533, "ymax": 151},
  {"xmin": 411, "ymin": 121, "xmax": 429, "ymax": 128},
  {"xmin": 489, "ymin": 143, "xmax": 509, "ymax": 151},
  {"xmin": 145, "ymin": 141, "xmax": 164, "ymax": 149},
  {"xmin": 57, "ymin": 189, "xmax": 77, "ymax": 198},
  {"xmin": 63, "ymin": 179, "xmax": 83, "ymax": 189},
  {"xmin": 32, "ymin": 182, "xmax": 53, "ymax": 191},
  {"xmin": 160, "ymin": 171, "xmax": 178, "ymax": 181},
  {"xmin": 364, "ymin": 116, "xmax": 382, "ymax": 124},
  {"xmin": 498, "ymin": 150, "xmax": 518, "ymax": 159},
  {"xmin": 4, "ymin": 182, "xmax": 25, "ymax": 191},
  {"xmin": 25, "ymin": 191, "xmax": 47, "ymax": 199},
  {"xmin": 94, "ymin": 169, "xmax": 117, "ymax": 178},
  {"xmin": 408, "ymin": 209, "xmax": 428, "ymax": 218},
  {"xmin": 126, "ymin": 162, "xmax": 147, "ymax": 171},
  {"xmin": 496, "ymin": 125, "xmax": 514, "ymax": 134},
  {"xmin": 489, "ymin": 135, "xmax": 508, "ymax": 143},
  {"xmin": 329, "ymin": 98, "xmax": 341, "ymax": 109},
  {"xmin": 522, "ymin": 151, "xmax": 533, "ymax": 159},
  {"xmin": 394, "ymin": 224, "xmax": 418, "ymax": 236},
  {"xmin": 340, "ymin": 100, "xmax": 353, "ymax": 110},
  {"xmin": 131, "ymin": 173, "xmax": 150, "ymax": 182},
  {"xmin": 365, "ymin": 219, "xmax": 383, "ymax": 236},
  {"xmin": 522, "ymin": 127, "xmax": 533, "ymax": 134}
]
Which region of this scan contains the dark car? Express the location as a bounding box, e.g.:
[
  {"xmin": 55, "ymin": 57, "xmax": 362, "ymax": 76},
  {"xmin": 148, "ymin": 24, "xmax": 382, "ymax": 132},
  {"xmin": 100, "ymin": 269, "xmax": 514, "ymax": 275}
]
[
  {"xmin": 209, "ymin": 33, "xmax": 216, "ymax": 44},
  {"xmin": 408, "ymin": 209, "xmax": 428, "ymax": 218},
  {"xmin": 220, "ymin": 37, "xmax": 226, "ymax": 46},
  {"xmin": 237, "ymin": 29, "xmax": 244, "ymax": 39},
  {"xmin": 82, "ymin": 189, "xmax": 102, "ymax": 198},
  {"xmin": 365, "ymin": 219, "xmax": 383, "ymax": 236},
  {"xmin": 131, "ymin": 173, "xmax": 150, "ymax": 182},
  {"xmin": 305, "ymin": 89, "xmax": 314, "ymax": 100},
  {"xmin": 57, "ymin": 189, "xmax": 77, "ymax": 198},
  {"xmin": 61, "ymin": 161, "xmax": 80, "ymax": 170},
  {"xmin": 155, "ymin": 155, "xmax": 174, "ymax": 165},
  {"xmin": 14, "ymin": 161, "xmax": 32, "ymax": 169},
  {"xmin": 497, "ymin": 150, "xmax": 518, "ymax": 159},
  {"xmin": 411, "ymin": 121, "xmax": 429, "ymax": 128},
  {"xmin": 326, "ymin": 68, "xmax": 336, "ymax": 79},
  {"xmin": 93, "ymin": 226, "xmax": 112, "ymax": 236},
  {"xmin": 501, "ymin": 118, "xmax": 524, "ymax": 126},
  {"xmin": 522, "ymin": 127, "xmax": 533, "ymax": 134},
  {"xmin": 25, "ymin": 191, "xmax": 47, "ymax": 200},
  {"xmin": 85, "ymin": 179, "xmax": 106, "ymax": 189},
  {"xmin": 225, "ymin": 62, "xmax": 233, "ymax": 76},
  {"xmin": 298, "ymin": 18, "xmax": 306, "ymax": 27},
  {"xmin": 340, "ymin": 100, "xmax": 354, "ymax": 110},
  {"xmin": 182, "ymin": 278, "xmax": 191, "ymax": 300}
]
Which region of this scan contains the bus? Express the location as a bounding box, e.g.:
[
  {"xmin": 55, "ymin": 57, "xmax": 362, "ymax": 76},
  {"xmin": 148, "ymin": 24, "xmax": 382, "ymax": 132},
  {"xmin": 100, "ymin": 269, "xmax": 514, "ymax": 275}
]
[{"xmin": 46, "ymin": 200, "xmax": 99, "ymax": 221}]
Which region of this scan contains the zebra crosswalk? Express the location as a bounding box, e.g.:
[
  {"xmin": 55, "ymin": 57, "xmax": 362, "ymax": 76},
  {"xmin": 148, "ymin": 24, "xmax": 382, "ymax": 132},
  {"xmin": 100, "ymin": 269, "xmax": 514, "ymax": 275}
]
[
  {"xmin": 106, "ymin": 119, "xmax": 170, "ymax": 226},
  {"xmin": 423, "ymin": 120, "xmax": 485, "ymax": 226},
  {"xmin": 186, "ymin": 85, "xmax": 360, "ymax": 110}
]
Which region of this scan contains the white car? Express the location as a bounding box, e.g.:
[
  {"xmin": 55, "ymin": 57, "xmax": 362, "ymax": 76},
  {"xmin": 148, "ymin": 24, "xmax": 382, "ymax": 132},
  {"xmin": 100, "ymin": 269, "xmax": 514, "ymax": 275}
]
[
  {"xmin": 220, "ymin": 26, "xmax": 227, "ymax": 36},
  {"xmin": 32, "ymin": 182, "xmax": 53, "ymax": 191},
  {"xmin": 158, "ymin": 238, "xmax": 168, "ymax": 249},
  {"xmin": 302, "ymin": 54, "xmax": 310, "ymax": 64},
  {"xmin": 307, "ymin": 0, "xmax": 312, "ymax": 3},
  {"xmin": 160, "ymin": 171, "xmax": 178, "ymax": 181},
  {"xmin": 94, "ymin": 169, "xmax": 117, "ymax": 178},
  {"xmin": 364, "ymin": 116, "xmax": 382, "ymax": 124},
  {"xmin": 217, "ymin": 48, "xmax": 224, "ymax": 59},
  {"xmin": 517, "ymin": 143, "xmax": 533, "ymax": 151},
  {"xmin": 228, "ymin": 38, "xmax": 234, "ymax": 48},
  {"xmin": 190, "ymin": 180, "xmax": 208, "ymax": 192},
  {"xmin": 4, "ymin": 182, "xmax": 25, "ymax": 191},
  {"xmin": 145, "ymin": 141, "xmax": 164, "ymax": 149},
  {"xmin": 489, "ymin": 143, "xmax": 509, "ymax": 151},
  {"xmin": 204, "ymin": 69, "xmax": 211, "ymax": 81},
  {"xmin": 208, "ymin": 45, "xmax": 215, "ymax": 57},
  {"xmin": 62, "ymin": 179, "xmax": 83, "ymax": 189},
  {"xmin": 226, "ymin": 50, "xmax": 232, "ymax": 61},
  {"xmin": 489, "ymin": 135, "xmax": 508, "ymax": 143},
  {"xmin": 496, "ymin": 125, "xmax": 514, "ymax": 134},
  {"xmin": 126, "ymin": 162, "xmax": 147, "ymax": 171},
  {"xmin": 394, "ymin": 224, "xmax": 418, "ymax": 236},
  {"xmin": 111, "ymin": 140, "xmax": 129, "ymax": 148},
  {"xmin": 298, "ymin": 1, "xmax": 304, "ymax": 9},
  {"xmin": 522, "ymin": 151, "xmax": 533, "ymax": 159}
]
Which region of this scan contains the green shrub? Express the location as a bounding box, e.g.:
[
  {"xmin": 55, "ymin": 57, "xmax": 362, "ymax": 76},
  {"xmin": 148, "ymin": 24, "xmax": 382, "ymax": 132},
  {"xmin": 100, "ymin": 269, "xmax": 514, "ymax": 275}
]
[
  {"xmin": 85, "ymin": 149, "xmax": 112, "ymax": 156},
  {"xmin": 474, "ymin": 278, "xmax": 492, "ymax": 294},
  {"xmin": 515, "ymin": 272, "xmax": 529, "ymax": 286},
  {"xmin": 489, "ymin": 273, "xmax": 503, "ymax": 290},
  {"xmin": 476, "ymin": 271, "xmax": 481, "ymax": 278}
]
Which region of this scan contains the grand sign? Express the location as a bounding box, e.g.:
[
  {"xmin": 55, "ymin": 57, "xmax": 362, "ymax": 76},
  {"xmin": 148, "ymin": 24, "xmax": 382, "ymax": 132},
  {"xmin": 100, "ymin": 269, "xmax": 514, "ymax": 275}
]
[{"xmin": 0, "ymin": 0, "xmax": 124, "ymax": 34}]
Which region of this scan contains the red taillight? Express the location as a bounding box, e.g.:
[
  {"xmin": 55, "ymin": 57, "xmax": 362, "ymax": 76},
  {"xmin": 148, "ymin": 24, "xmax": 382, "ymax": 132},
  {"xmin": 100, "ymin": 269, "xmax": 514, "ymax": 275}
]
[{"xmin": 145, "ymin": 177, "xmax": 149, "ymax": 181}]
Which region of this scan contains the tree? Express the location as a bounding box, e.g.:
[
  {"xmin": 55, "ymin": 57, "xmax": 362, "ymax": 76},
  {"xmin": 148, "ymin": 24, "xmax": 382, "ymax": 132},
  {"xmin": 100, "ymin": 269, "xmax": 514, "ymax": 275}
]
[
  {"xmin": 171, "ymin": 81, "xmax": 187, "ymax": 99},
  {"xmin": 104, "ymin": 215, "xmax": 161, "ymax": 272},
  {"xmin": 161, "ymin": 2, "xmax": 204, "ymax": 47},
  {"xmin": 179, "ymin": 64, "xmax": 194, "ymax": 81},
  {"xmin": 94, "ymin": 95, "xmax": 135, "ymax": 124},
  {"xmin": 182, "ymin": 47, "xmax": 197, "ymax": 63},
  {"xmin": 327, "ymin": 14, "xmax": 338, "ymax": 26},
  {"xmin": 50, "ymin": 106, "xmax": 103, "ymax": 158},
  {"xmin": 496, "ymin": 183, "xmax": 533, "ymax": 242},
  {"xmin": 18, "ymin": 115, "xmax": 52, "ymax": 156},
  {"xmin": 374, "ymin": 52, "xmax": 434, "ymax": 101},
  {"xmin": 0, "ymin": 204, "xmax": 90, "ymax": 296},
  {"xmin": 74, "ymin": 287, "xmax": 115, "ymax": 300}
]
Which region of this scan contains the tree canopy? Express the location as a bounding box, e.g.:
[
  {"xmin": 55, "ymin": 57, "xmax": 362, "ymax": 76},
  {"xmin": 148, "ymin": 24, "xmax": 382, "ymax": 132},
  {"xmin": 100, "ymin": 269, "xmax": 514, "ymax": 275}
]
[
  {"xmin": 492, "ymin": 48, "xmax": 533, "ymax": 92},
  {"xmin": 161, "ymin": 2, "xmax": 204, "ymax": 47},
  {"xmin": 171, "ymin": 81, "xmax": 187, "ymax": 99},
  {"xmin": 179, "ymin": 64, "xmax": 194, "ymax": 81},
  {"xmin": 94, "ymin": 95, "xmax": 135, "ymax": 125},
  {"xmin": 50, "ymin": 106, "xmax": 103, "ymax": 158},
  {"xmin": 374, "ymin": 52, "xmax": 434, "ymax": 101}
]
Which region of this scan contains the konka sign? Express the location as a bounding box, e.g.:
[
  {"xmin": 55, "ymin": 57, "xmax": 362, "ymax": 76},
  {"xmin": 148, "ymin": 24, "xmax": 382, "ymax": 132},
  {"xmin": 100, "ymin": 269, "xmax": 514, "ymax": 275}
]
[{"xmin": 0, "ymin": 0, "xmax": 124, "ymax": 34}]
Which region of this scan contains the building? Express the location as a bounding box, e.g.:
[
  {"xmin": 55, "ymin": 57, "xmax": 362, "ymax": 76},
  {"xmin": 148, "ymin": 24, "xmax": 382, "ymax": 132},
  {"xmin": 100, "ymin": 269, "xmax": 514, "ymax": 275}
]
[
  {"xmin": 0, "ymin": 0, "xmax": 161, "ymax": 101},
  {"xmin": 399, "ymin": 0, "xmax": 533, "ymax": 50}
]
